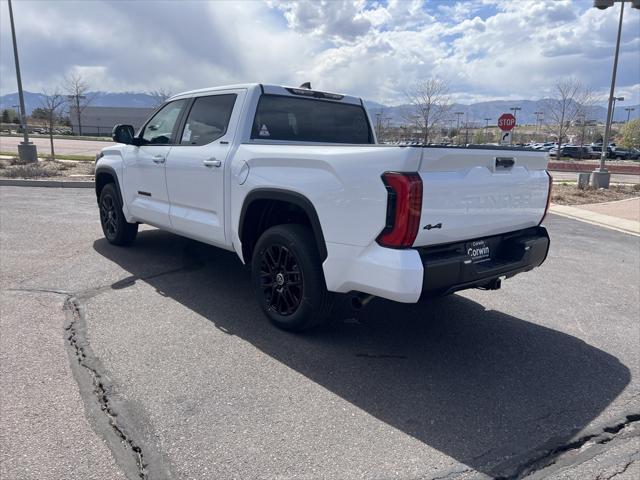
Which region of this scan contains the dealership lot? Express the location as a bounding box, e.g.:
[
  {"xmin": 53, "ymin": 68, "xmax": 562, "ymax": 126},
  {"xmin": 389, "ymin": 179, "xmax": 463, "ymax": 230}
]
[{"xmin": 0, "ymin": 186, "xmax": 638, "ymax": 479}]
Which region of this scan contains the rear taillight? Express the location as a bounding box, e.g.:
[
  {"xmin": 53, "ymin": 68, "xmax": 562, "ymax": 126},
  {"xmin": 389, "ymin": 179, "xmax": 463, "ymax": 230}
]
[
  {"xmin": 539, "ymin": 170, "xmax": 553, "ymax": 225},
  {"xmin": 377, "ymin": 172, "xmax": 423, "ymax": 248}
]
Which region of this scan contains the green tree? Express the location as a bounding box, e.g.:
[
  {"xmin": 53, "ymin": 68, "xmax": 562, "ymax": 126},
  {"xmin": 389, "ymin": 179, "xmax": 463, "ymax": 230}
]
[
  {"xmin": 1, "ymin": 108, "xmax": 18, "ymax": 123},
  {"xmin": 31, "ymin": 107, "xmax": 49, "ymax": 120},
  {"xmin": 620, "ymin": 119, "xmax": 640, "ymax": 149}
]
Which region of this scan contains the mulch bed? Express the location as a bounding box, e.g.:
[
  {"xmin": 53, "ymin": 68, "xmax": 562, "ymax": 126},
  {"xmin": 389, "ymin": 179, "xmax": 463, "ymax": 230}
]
[{"xmin": 551, "ymin": 183, "xmax": 640, "ymax": 206}]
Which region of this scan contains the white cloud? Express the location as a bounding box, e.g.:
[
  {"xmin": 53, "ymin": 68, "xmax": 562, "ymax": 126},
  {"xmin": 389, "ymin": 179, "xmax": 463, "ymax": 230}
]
[
  {"xmin": 270, "ymin": 0, "xmax": 372, "ymax": 41},
  {"xmin": 0, "ymin": 0, "xmax": 638, "ymax": 105}
]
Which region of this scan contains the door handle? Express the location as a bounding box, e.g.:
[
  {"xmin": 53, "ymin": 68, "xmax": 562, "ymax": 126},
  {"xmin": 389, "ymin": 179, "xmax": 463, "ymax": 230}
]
[
  {"xmin": 152, "ymin": 155, "xmax": 166, "ymax": 164},
  {"xmin": 203, "ymin": 158, "xmax": 221, "ymax": 168}
]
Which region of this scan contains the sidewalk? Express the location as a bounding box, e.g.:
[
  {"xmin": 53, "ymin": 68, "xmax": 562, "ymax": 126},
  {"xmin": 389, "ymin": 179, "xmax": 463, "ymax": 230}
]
[{"xmin": 550, "ymin": 197, "xmax": 640, "ymax": 236}]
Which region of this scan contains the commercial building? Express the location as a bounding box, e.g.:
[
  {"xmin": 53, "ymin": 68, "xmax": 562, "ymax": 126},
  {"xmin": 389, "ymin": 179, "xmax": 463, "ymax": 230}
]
[{"xmin": 69, "ymin": 106, "xmax": 155, "ymax": 135}]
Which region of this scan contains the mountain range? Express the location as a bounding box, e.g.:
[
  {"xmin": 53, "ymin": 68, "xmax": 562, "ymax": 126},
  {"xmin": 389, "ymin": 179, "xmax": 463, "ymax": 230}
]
[{"xmin": 1, "ymin": 90, "xmax": 638, "ymax": 126}]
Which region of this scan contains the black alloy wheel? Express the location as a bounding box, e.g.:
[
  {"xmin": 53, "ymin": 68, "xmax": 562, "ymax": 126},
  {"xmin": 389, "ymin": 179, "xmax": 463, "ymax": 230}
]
[
  {"xmin": 98, "ymin": 183, "xmax": 138, "ymax": 246},
  {"xmin": 251, "ymin": 224, "xmax": 332, "ymax": 331},
  {"xmin": 100, "ymin": 193, "xmax": 118, "ymax": 240},
  {"xmin": 259, "ymin": 244, "xmax": 303, "ymax": 316}
]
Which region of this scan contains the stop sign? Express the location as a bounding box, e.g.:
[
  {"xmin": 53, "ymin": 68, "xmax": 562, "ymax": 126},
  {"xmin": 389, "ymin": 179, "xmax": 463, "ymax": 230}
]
[{"xmin": 498, "ymin": 113, "xmax": 516, "ymax": 131}]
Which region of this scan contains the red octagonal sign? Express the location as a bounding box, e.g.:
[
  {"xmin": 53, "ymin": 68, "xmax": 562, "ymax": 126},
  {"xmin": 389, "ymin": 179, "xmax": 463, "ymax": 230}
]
[{"xmin": 498, "ymin": 113, "xmax": 516, "ymax": 131}]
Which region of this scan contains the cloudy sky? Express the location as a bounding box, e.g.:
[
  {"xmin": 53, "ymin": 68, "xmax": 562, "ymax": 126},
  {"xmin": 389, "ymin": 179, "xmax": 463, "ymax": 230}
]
[{"xmin": 1, "ymin": 0, "xmax": 638, "ymax": 105}]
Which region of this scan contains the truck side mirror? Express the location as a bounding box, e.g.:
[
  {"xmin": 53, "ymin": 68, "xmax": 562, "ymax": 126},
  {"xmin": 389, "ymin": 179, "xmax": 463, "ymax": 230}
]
[{"xmin": 112, "ymin": 124, "xmax": 135, "ymax": 144}]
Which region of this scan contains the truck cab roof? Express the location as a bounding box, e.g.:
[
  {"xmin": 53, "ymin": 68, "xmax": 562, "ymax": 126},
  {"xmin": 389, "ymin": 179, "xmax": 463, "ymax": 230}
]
[{"xmin": 169, "ymin": 83, "xmax": 363, "ymax": 105}]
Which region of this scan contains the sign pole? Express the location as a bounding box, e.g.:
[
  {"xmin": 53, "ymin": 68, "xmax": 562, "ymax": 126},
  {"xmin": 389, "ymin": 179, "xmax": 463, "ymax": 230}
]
[
  {"xmin": 498, "ymin": 113, "xmax": 516, "ymax": 146},
  {"xmin": 7, "ymin": 0, "xmax": 37, "ymax": 162}
]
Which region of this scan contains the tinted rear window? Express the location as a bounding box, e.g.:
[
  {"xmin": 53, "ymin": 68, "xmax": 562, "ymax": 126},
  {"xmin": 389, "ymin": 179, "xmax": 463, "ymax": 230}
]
[{"xmin": 251, "ymin": 94, "xmax": 373, "ymax": 144}]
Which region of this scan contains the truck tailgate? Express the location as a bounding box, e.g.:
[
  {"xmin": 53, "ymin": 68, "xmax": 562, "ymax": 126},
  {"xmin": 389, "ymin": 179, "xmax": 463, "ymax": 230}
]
[{"xmin": 413, "ymin": 147, "xmax": 550, "ymax": 247}]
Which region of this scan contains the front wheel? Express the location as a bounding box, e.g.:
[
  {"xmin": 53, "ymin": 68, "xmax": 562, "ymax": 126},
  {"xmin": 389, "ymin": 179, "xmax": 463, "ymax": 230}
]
[
  {"xmin": 99, "ymin": 183, "xmax": 138, "ymax": 246},
  {"xmin": 251, "ymin": 224, "xmax": 332, "ymax": 332}
]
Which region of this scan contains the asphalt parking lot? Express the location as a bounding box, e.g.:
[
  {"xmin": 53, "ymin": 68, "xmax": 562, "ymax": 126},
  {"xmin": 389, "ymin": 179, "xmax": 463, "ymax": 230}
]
[{"xmin": 1, "ymin": 186, "xmax": 638, "ymax": 480}]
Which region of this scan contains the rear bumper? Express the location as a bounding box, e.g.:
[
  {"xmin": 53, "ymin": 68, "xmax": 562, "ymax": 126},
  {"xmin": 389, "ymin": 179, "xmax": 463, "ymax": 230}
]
[
  {"xmin": 418, "ymin": 226, "xmax": 550, "ymax": 297},
  {"xmin": 323, "ymin": 226, "xmax": 549, "ymax": 303}
]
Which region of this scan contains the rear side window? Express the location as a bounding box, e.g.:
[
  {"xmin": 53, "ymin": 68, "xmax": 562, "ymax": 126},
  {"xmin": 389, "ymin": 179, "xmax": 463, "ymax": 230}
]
[
  {"xmin": 180, "ymin": 94, "xmax": 236, "ymax": 145},
  {"xmin": 251, "ymin": 94, "xmax": 373, "ymax": 144}
]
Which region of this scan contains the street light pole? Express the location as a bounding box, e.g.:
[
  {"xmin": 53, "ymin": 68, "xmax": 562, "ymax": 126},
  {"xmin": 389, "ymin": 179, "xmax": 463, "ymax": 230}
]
[
  {"xmin": 610, "ymin": 96, "xmax": 623, "ymax": 127},
  {"xmin": 625, "ymin": 107, "xmax": 635, "ymax": 122},
  {"xmin": 484, "ymin": 118, "xmax": 490, "ymax": 143},
  {"xmin": 464, "ymin": 113, "xmax": 470, "ymax": 145},
  {"xmin": 454, "ymin": 111, "xmax": 464, "ymax": 145},
  {"xmin": 534, "ymin": 111, "xmax": 544, "ymax": 141},
  {"xmin": 381, "ymin": 115, "xmax": 392, "ymax": 142},
  {"xmin": 593, "ymin": 0, "xmax": 627, "ymax": 188},
  {"xmin": 7, "ymin": 0, "xmax": 37, "ymax": 162}
]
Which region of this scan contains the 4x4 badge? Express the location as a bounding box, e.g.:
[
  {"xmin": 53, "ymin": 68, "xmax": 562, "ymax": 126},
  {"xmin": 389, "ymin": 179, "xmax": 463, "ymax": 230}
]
[{"xmin": 423, "ymin": 223, "xmax": 442, "ymax": 230}]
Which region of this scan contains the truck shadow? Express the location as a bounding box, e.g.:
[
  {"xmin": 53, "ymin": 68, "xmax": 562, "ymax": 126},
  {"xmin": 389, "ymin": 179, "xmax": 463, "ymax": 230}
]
[{"xmin": 94, "ymin": 229, "xmax": 630, "ymax": 478}]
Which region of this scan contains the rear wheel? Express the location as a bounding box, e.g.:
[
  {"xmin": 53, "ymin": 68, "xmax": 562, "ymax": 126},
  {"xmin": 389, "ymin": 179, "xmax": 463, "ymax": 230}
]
[
  {"xmin": 99, "ymin": 183, "xmax": 138, "ymax": 246},
  {"xmin": 252, "ymin": 224, "xmax": 332, "ymax": 331}
]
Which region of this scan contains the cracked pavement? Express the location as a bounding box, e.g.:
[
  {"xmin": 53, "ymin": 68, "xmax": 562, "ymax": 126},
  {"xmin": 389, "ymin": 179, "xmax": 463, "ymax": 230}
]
[{"xmin": 0, "ymin": 186, "xmax": 638, "ymax": 480}]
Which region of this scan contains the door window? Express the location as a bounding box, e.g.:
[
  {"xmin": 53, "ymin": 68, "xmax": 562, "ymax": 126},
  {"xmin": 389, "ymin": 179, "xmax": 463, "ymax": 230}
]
[
  {"xmin": 180, "ymin": 94, "xmax": 237, "ymax": 146},
  {"xmin": 140, "ymin": 99, "xmax": 187, "ymax": 144}
]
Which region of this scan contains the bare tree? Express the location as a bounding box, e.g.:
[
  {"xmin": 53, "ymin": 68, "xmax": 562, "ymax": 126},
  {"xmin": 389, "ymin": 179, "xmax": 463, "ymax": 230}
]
[
  {"xmin": 149, "ymin": 88, "xmax": 172, "ymax": 107},
  {"xmin": 403, "ymin": 78, "xmax": 452, "ymax": 144},
  {"xmin": 40, "ymin": 89, "xmax": 66, "ymax": 160},
  {"xmin": 543, "ymin": 78, "xmax": 594, "ymax": 158},
  {"xmin": 64, "ymin": 72, "xmax": 95, "ymax": 135}
]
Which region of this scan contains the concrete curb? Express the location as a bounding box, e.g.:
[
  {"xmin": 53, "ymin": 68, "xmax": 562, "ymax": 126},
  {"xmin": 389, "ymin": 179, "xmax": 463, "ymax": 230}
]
[
  {"xmin": 571, "ymin": 196, "xmax": 640, "ymax": 207},
  {"xmin": 0, "ymin": 179, "xmax": 94, "ymax": 188},
  {"xmin": 549, "ymin": 204, "xmax": 640, "ymax": 236}
]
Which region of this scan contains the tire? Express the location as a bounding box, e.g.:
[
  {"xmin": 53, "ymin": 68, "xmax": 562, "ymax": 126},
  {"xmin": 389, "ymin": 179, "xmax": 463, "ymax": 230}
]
[
  {"xmin": 251, "ymin": 224, "xmax": 332, "ymax": 332},
  {"xmin": 99, "ymin": 183, "xmax": 138, "ymax": 246}
]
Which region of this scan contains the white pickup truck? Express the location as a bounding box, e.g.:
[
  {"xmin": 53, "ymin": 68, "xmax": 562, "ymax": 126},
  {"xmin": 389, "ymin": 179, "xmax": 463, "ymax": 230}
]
[{"xmin": 95, "ymin": 83, "xmax": 551, "ymax": 331}]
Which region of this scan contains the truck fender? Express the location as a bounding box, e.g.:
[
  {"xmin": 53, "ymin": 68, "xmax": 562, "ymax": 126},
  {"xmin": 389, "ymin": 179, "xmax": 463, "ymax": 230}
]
[{"xmin": 238, "ymin": 188, "xmax": 328, "ymax": 262}]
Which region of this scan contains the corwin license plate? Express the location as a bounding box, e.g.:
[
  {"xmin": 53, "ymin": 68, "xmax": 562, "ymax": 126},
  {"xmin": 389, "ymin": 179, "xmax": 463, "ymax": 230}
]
[{"xmin": 466, "ymin": 239, "xmax": 491, "ymax": 263}]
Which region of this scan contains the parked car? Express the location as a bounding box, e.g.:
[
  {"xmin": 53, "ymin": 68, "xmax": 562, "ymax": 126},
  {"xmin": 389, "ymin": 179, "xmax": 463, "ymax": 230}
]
[
  {"xmin": 549, "ymin": 145, "xmax": 591, "ymax": 159},
  {"xmin": 589, "ymin": 145, "xmax": 603, "ymax": 159},
  {"xmin": 610, "ymin": 147, "xmax": 634, "ymax": 160},
  {"xmin": 95, "ymin": 83, "xmax": 551, "ymax": 331},
  {"xmin": 533, "ymin": 143, "xmax": 555, "ymax": 151}
]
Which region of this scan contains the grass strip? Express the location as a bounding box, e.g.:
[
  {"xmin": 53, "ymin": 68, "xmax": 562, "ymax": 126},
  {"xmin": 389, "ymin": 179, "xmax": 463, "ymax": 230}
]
[{"xmin": 0, "ymin": 151, "xmax": 95, "ymax": 162}]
